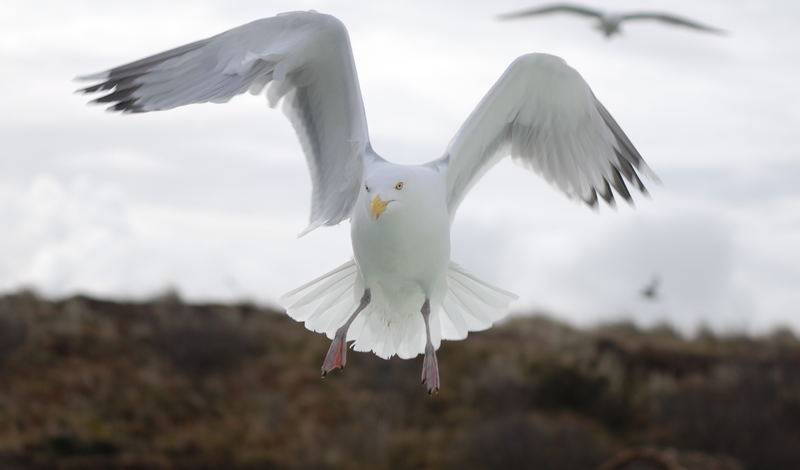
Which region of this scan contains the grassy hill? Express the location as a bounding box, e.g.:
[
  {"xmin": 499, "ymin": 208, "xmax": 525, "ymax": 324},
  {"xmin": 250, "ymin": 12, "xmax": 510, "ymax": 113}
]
[{"xmin": 1, "ymin": 291, "xmax": 798, "ymax": 469}]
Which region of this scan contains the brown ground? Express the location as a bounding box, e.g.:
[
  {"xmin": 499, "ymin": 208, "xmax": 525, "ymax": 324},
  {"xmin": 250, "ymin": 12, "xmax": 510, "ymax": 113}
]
[{"xmin": 1, "ymin": 290, "xmax": 798, "ymax": 470}]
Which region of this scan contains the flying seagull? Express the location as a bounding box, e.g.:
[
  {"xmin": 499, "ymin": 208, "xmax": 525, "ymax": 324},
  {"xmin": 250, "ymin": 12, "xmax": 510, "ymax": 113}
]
[
  {"xmin": 641, "ymin": 276, "xmax": 660, "ymax": 301},
  {"xmin": 77, "ymin": 11, "xmax": 656, "ymax": 394},
  {"xmin": 498, "ymin": 3, "xmax": 725, "ymax": 38}
]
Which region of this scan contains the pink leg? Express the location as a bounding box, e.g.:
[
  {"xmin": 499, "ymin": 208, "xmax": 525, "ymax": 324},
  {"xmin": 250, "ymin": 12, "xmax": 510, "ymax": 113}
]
[
  {"xmin": 321, "ymin": 328, "xmax": 348, "ymax": 376},
  {"xmin": 321, "ymin": 289, "xmax": 370, "ymax": 377},
  {"xmin": 419, "ymin": 299, "xmax": 440, "ymax": 394}
]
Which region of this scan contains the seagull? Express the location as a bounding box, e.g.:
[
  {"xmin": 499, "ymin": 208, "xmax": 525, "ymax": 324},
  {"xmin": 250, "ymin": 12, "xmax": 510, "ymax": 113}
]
[
  {"xmin": 77, "ymin": 11, "xmax": 657, "ymax": 394},
  {"xmin": 641, "ymin": 276, "xmax": 660, "ymax": 301},
  {"xmin": 498, "ymin": 3, "xmax": 725, "ymax": 38}
]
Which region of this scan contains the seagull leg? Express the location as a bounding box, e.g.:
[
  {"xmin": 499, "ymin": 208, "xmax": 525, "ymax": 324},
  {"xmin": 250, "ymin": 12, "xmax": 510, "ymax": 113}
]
[
  {"xmin": 321, "ymin": 289, "xmax": 371, "ymax": 377},
  {"xmin": 420, "ymin": 299, "xmax": 440, "ymax": 394}
]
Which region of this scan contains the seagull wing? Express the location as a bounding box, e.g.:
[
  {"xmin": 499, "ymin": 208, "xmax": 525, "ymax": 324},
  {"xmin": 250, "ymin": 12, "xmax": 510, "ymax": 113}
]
[
  {"xmin": 77, "ymin": 11, "xmax": 371, "ymax": 234},
  {"xmin": 621, "ymin": 12, "xmax": 725, "ymax": 34},
  {"xmin": 497, "ymin": 3, "xmax": 604, "ymax": 20},
  {"xmin": 435, "ymin": 53, "xmax": 656, "ymax": 215}
]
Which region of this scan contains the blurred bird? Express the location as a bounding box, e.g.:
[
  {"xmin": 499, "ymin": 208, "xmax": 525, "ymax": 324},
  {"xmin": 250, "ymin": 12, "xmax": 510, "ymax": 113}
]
[
  {"xmin": 641, "ymin": 276, "xmax": 660, "ymax": 301},
  {"xmin": 77, "ymin": 11, "xmax": 657, "ymax": 393},
  {"xmin": 498, "ymin": 3, "xmax": 725, "ymax": 38}
]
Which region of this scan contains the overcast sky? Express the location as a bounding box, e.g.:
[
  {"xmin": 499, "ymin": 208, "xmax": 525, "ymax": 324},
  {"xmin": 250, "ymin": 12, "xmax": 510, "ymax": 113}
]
[{"xmin": 1, "ymin": 0, "xmax": 798, "ymax": 334}]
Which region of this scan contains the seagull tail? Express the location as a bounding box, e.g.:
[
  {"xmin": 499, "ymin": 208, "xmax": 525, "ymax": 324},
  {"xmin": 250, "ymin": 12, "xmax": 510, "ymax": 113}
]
[
  {"xmin": 279, "ymin": 261, "xmax": 517, "ymax": 361},
  {"xmin": 279, "ymin": 260, "xmax": 364, "ymax": 339},
  {"xmin": 437, "ymin": 262, "xmax": 518, "ymax": 343},
  {"xmin": 354, "ymin": 263, "xmax": 517, "ymax": 359}
]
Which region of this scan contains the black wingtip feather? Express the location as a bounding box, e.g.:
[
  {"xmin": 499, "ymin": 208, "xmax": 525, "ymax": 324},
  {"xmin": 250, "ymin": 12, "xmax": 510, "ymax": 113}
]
[
  {"xmin": 108, "ymin": 99, "xmax": 144, "ymax": 113},
  {"xmin": 583, "ymin": 188, "xmax": 598, "ymax": 208},
  {"xmin": 92, "ymin": 85, "xmax": 142, "ymax": 104},
  {"xmin": 80, "ymin": 81, "xmax": 114, "ymax": 94},
  {"xmin": 80, "ymin": 70, "xmax": 150, "ymax": 113},
  {"xmin": 610, "ymin": 167, "xmax": 633, "ymax": 203},
  {"xmin": 599, "ymin": 180, "xmax": 615, "ymax": 206},
  {"xmin": 615, "ymin": 150, "xmax": 648, "ymax": 193}
]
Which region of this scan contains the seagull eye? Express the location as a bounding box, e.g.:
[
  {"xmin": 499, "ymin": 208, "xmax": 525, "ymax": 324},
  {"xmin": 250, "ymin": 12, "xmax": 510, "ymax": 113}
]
[
  {"xmin": 365, "ymin": 184, "xmax": 371, "ymax": 192},
  {"xmin": 395, "ymin": 182, "xmax": 404, "ymax": 190}
]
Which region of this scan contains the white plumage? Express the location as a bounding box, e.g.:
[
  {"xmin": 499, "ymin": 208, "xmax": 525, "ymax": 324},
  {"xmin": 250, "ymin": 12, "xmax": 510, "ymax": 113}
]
[
  {"xmin": 281, "ymin": 260, "xmax": 516, "ymax": 360},
  {"xmin": 78, "ymin": 11, "xmax": 656, "ymax": 393}
]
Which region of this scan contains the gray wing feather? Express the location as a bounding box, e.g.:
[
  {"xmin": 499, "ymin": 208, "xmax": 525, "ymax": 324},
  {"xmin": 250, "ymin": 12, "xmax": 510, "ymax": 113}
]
[
  {"xmin": 78, "ymin": 11, "xmax": 370, "ymax": 234},
  {"xmin": 435, "ymin": 53, "xmax": 657, "ymax": 216},
  {"xmin": 498, "ymin": 3, "xmax": 604, "ymax": 20},
  {"xmin": 621, "ymin": 12, "xmax": 725, "ymax": 33}
]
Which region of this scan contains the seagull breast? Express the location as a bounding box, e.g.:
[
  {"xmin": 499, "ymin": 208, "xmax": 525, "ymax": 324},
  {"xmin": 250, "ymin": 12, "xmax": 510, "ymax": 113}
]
[{"xmin": 351, "ymin": 163, "xmax": 450, "ymax": 292}]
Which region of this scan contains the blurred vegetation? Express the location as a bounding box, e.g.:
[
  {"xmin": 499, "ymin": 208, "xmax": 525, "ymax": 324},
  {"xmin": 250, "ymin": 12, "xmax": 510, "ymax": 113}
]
[{"xmin": 0, "ymin": 290, "xmax": 798, "ymax": 469}]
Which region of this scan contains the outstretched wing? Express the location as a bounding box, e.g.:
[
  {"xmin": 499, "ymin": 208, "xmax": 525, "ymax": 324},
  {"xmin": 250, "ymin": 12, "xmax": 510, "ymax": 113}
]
[
  {"xmin": 621, "ymin": 12, "xmax": 725, "ymax": 34},
  {"xmin": 436, "ymin": 53, "xmax": 656, "ymax": 215},
  {"xmin": 497, "ymin": 3, "xmax": 604, "ymax": 21},
  {"xmin": 77, "ymin": 11, "xmax": 370, "ymax": 234}
]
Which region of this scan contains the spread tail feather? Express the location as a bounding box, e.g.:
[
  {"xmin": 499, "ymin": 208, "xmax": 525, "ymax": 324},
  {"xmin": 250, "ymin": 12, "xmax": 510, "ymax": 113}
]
[
  {"xmin": 280, "ymin": 261, "xmax": 517, "ymax": 360},
  {"xmin": 279, "ymin": 260, "xmax": 363, "ymax": 336},
  {"xmin": 439, "ymin": 262, "xmax": 518, "ymax": 341}
]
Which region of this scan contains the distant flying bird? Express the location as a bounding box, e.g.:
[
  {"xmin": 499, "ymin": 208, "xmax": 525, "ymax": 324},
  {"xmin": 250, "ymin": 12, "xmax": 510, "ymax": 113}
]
[
  {"xmin": 78, "ymin": 11, "xmax": 656, "ymax": 394},
  {"xmin": 498, "ymin": 3, "xmax": 725, "ymax": 38},
  {"xmin": 640, "ymin": 276, "xmax": 660, "ymax": 301}
]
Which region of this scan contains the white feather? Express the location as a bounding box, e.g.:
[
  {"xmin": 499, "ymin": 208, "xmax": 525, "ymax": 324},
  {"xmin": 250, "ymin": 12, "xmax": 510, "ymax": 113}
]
[{"xmin": 280, "ymin": 261, "xmax": 515, "ymax": 359}]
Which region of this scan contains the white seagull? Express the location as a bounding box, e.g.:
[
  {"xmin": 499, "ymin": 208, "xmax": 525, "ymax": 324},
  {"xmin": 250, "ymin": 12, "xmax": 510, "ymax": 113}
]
[
  {"xmin": 498, "ymin": 3, "xmax": 726, "ymax": 39},
  {"xmin": 78, "ymin": 11, "xmax": 656, "ymax": 393}
]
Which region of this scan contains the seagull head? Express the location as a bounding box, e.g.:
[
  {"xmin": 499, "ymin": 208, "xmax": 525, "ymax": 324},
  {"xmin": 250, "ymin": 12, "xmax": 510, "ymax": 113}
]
[
  {"xmin": 357, "ymin": 162, "xmax": 449, "ymax": 223},
  {"xmin": 364, "ymin": 176, "xmax": 404, "ymax": 220},
  {"xmin": 361, "ymin": 164, "xmax": 443, "ymax": 222}
]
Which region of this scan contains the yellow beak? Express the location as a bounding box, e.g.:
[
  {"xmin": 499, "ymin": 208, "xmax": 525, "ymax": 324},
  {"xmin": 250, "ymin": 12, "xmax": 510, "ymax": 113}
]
[{"xmin": 371, "ymin": 195, "xmax": 392, "ymax": 220}]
